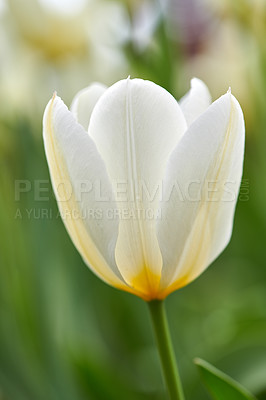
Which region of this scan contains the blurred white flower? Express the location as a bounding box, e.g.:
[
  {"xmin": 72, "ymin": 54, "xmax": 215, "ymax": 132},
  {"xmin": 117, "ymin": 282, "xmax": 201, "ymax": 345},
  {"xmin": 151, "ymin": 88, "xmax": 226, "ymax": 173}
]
[
  {"xmin": 38, "ymin": 0, "xmax": 88, "ymax": 17},
  {"xmin": 131, "ymin": 0, "xmax": 161, "ymax": 52},
  {"xmin": 0, "ymin": 0, "xmax": 129, "ymax": 119}
]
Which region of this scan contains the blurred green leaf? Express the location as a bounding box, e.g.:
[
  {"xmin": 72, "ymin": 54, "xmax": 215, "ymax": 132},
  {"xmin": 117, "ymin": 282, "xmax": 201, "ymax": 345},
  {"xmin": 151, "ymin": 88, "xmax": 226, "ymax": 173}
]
[{"xmin": 194, "ymin": 358, "xmax": 256, "ymax": 400}]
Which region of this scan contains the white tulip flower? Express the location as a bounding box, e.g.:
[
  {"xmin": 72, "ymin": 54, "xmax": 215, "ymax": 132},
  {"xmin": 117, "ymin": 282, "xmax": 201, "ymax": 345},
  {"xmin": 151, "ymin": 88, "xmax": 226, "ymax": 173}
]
[{"xmin": 43, "ymin": 77, "xmax": 245, "ymax": 301}]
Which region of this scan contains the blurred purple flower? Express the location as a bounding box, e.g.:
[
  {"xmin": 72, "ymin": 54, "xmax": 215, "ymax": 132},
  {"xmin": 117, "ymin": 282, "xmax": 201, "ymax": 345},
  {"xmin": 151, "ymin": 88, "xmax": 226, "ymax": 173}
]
[{"xmin": 166, "ymin": 0, "xmax": 218, "ymax": 56}]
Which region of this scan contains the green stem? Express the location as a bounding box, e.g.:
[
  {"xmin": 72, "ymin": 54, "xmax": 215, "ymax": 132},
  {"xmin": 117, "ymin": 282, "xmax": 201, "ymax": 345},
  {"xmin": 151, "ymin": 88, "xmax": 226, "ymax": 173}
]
[{"xmin": 148, "ymin": 300, "xmax": 185, "ymax": 400}]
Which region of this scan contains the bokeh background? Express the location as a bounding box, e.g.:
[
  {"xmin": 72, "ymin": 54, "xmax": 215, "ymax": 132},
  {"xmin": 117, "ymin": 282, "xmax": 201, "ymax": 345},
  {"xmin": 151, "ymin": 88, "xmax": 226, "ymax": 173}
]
[{"xmin": 0, "ymin": 0, "xmax": 266, "ymax": 399}]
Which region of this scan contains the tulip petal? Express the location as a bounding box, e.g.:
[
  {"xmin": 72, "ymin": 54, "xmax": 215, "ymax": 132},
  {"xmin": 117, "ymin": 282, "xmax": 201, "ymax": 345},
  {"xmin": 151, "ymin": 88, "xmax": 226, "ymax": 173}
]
[
  {"xmin": 89, "ymin": 78, "xmax": 187, "ymax": 298},
  {"xmin": 43, "ymin": 94, "xmax": 128, "ymax": 289},
  {"xmin": 157, "ymin": 92, "xmax": 245, "ymax": 298},
  {"xmin": 179, "ymin": 78, "xmax": 212, "ymax": 126},
  {"xmin": 70, "ymin": 83, "xmax": 107, "ymax": 130}
]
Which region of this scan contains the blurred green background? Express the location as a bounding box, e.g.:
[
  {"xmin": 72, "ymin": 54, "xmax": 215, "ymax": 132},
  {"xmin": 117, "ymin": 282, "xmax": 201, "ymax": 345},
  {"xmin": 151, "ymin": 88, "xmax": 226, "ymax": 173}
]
[{"xmin": 0, "ymin": 0, "xmax": 266, "ymax": 399}]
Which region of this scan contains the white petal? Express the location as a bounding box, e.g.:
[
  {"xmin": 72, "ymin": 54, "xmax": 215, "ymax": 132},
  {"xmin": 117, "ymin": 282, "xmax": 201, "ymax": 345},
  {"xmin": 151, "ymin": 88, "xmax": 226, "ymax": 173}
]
[
  {"xmin": 70, "ymin": 83, "xmax": 106, "ymax": 130},
  {"xmin": 43, "ymin": 94, "xmax": 127, "ymax": 290},
  {"xmin": 88, "ymin": 78, "xmax": 187, "ymax": 298},
  {"xmin": 157, "ymin": 92, "xmax": 245, "ymax": 298},
  {"xmin": 179, "ymin": 78, "xmax": 212, "ymax": 126}
]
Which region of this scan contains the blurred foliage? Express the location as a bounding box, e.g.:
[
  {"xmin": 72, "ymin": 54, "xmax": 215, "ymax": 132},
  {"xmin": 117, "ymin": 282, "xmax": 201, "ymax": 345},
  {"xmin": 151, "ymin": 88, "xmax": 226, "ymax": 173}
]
[
  {"xmin": 195, "ymin": 358, "xmax": 256, "ymax": 400},
  {"xmin": 0, "ymin": 0, "xmax": 266, "ymax": 399}
]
